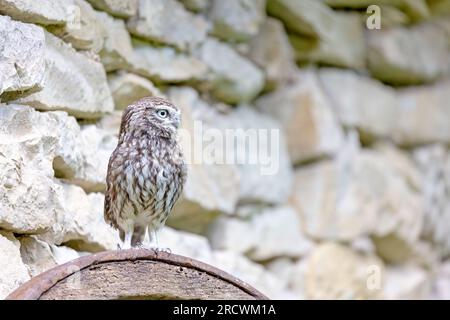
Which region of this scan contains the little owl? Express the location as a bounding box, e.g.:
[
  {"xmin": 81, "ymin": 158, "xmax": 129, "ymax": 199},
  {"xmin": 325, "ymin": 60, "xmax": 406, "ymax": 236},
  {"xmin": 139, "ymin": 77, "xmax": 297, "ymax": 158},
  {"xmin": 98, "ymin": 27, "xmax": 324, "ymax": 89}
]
[{"xmin": 104, "ymin": 96, "xmax": 187, "ymax": 249}]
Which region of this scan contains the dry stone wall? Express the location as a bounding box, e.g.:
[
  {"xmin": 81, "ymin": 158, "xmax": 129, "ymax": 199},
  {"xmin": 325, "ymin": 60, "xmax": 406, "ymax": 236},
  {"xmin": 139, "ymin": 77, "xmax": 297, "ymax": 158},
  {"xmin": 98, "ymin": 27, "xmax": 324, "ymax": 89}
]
[{"xmin": 0, "ymin": 0, "xmax": 450, "ymax": 299}]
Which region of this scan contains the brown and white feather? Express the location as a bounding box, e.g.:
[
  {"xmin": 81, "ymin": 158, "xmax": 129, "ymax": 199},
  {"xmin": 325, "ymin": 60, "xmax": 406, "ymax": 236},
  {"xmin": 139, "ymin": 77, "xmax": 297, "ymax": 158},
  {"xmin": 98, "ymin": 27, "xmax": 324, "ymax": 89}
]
[{"xmin": 104, "ymin": 96, "xmax": 186, "ymax": 247}]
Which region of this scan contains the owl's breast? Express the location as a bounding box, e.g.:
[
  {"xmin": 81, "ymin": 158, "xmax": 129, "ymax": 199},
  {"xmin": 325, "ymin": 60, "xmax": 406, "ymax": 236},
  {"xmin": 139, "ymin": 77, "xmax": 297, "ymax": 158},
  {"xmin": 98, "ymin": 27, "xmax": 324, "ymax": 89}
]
[
  {"xmin": 111, "ymin": 139, "xmax": 185, "ymax": 223},
  {"xmin": 137, "ymin": 153, "xmax": 184, "ymax": 214}
]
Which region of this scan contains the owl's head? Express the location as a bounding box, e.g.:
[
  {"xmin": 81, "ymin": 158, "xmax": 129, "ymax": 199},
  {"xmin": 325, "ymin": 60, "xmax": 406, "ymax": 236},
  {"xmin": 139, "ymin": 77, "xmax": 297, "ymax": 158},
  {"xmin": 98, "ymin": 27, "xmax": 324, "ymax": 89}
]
[{"xmin": 119, "ymin": 96, "xmax": 181, "ymax": 139}]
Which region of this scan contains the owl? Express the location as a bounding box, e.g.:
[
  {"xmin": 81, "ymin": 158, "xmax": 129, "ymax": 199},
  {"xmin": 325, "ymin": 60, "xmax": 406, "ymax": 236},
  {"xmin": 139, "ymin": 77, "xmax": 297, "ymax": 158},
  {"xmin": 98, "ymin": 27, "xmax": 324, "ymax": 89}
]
[{"xmin": 104, "ymin": 96, "xmax": 187, "ymax": 249}]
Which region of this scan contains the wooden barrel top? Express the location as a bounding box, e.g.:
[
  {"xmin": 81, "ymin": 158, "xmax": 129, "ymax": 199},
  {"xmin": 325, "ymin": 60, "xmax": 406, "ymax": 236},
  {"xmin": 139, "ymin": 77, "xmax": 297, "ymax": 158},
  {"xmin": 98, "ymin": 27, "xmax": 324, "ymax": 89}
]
[{"xmin": 6, "ymin": 249, "xmax": 268, "ymax": 300}]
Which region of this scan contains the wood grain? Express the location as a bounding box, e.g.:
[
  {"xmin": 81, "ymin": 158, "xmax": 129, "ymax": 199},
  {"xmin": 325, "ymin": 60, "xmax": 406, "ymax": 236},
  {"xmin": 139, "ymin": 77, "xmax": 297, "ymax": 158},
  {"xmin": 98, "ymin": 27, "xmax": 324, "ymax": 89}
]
[{"xmin": 6, "ymin": 249, "xmax": 268, "ymax": 300}]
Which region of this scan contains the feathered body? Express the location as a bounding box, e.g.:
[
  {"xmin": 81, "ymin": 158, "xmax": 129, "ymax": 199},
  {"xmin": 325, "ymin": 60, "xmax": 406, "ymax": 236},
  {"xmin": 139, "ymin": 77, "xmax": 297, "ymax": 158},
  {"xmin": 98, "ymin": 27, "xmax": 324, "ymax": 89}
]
[{"xmin": 104, "ymin": 96, "xmax": 186, "ymax": 248}]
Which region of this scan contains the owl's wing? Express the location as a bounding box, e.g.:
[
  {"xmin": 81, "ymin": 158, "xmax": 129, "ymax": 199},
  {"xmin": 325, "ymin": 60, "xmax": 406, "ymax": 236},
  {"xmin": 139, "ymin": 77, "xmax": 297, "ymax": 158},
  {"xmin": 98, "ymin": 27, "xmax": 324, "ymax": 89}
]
[
  {"xmin": 104, "ymin": 150, "xmax": 120, "ymax": 230},
  {"xmin": 164, "ymin": 161, "xmax": 187, "ymax": 215},
  {"xmin": 104, "ymin": 191, "xmax": 112, "ymax": 223}
]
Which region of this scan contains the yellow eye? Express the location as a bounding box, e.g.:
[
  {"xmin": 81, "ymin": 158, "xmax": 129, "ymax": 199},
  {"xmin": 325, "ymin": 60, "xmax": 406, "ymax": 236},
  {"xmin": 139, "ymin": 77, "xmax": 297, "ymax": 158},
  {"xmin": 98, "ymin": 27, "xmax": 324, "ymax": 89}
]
[{"xmin": 156, "ymin": 109, "xmax": 168, "ymax": 118}]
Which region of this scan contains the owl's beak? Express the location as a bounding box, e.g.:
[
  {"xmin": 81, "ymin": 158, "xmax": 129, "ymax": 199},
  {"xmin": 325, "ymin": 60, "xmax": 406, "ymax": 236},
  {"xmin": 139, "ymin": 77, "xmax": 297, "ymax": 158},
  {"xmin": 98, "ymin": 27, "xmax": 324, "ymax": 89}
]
[{"xmin": 172, "ymin": 114, "xmax": 181, "ymax": 129}]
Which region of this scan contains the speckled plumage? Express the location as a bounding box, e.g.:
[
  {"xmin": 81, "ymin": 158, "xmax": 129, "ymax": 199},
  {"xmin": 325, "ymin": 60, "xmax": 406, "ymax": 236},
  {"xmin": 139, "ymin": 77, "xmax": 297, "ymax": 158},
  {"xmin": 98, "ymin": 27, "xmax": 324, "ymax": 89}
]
[{"xmin": 104, "ymin": 96, "xmax": 186, "ymax": 248}]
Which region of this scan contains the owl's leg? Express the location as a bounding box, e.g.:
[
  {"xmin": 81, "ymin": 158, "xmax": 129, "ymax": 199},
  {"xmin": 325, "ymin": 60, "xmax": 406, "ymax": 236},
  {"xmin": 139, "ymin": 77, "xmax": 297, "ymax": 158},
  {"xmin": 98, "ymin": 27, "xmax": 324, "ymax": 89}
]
[
  {"xmin": 119, "ymin": 220, "xmax": 134, "ymax": 249},
  {"xmin": 118, "ymin": 229, "xmax": 125, "ymax": 250},
  {"xmin": 145, "ymin": 228, "xmax": 158, "ymax": 249},
  {"xmin": 122, "ymin": 230, "xmax": 133, "ymax": 249},
  {"xmin": 137, "ymin": 227, "xmax": 155, "ymax": 250},
  {"xmin": 153, "ymin": 229, "xmax": 159, "ymax": 248},
  {"xmin": 131, "ymin": 225, "xmax": 146, "ymax": 248},
  {"xmin": 122, "ymin": 231, "xmax": 133, "ymax": 249},
  {"xmin": 148, "ymin": 228, "xmax": 171, "ymax": 254}
]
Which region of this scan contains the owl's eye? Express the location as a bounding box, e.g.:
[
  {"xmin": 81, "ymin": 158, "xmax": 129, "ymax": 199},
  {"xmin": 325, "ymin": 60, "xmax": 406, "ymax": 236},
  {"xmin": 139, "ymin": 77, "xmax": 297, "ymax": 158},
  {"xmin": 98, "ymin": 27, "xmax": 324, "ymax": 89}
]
[{"xmin": 156, "ymin": 109, "xmax": 169, "ymax": 119}]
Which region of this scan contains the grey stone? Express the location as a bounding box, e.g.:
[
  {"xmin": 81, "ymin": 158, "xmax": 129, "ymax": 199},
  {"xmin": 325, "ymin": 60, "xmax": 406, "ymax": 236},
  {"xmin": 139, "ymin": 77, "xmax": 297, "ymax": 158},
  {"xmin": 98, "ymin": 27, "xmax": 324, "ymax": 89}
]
[
  {"xmin": 19, "ymin": 236, "xmax": 58, "ymax": 277},
  {"xmin": 324, "ymin": 0, "xmax": 430, "ymax": 21},
  {"xmin": 129, "ymin": 40, "xmax": 209, "ymax": 84},
  {"xmin": 207, "ymin": 206, "xmax": 313, "ymax": 261},
  {"xmin": 195, "ymin": 38, "xmax": 264, "ymax": 104},
  {"xmin": 218, "ymin": 105, "xmax": 293, "ymax": 204},
  {"xmin": 108, "ymin": 72, "xmax": 162, "ymax": 110},
  {"xmin": 393, "ymin": 80, "xmax": 450, "ymax": 145},
  {"xmin": 0, "ymin": 232, "xmax": 30, "ymax": 299},
  {"xmin": 247, "ymin": 17, "xmax": 297, "ymax": 89},
  {"xmin": 127, "ymin": 0, "xmax": 209, "ymax": 51},
  {"xmin": 48, "ymin": 0, "xmax": 107, "ymax": 52},
  {"xmin": 367, "ymin": 23, "xmax": 450, "ymax": 85},
  {"xmin": 383, "ymin": 265, "xmax": 431, "ymax": 299},
  {"xmin": 0, "ymin": 0, "xmax": 72, "ymax": 25},
  {"xmin": 305, "ymin": 242, "xmax": 384, "ymax": 299},
  {"xmin": 0, "ymin": 15, "xmax": 45, "ymax": 96},
  {"xmin": 9, "ymin": 31, "xmax": 114, "ymax": 119},
  {"xmin": 179, "ymin": 0, "xmax": 209, "ymax": 12},
  {"xmin": 209, "ymin": 0, "xmax": 266, "ymax": 42},
  {"xmin": 291, "ymin": 136, "xmax": 423, "ymax": 242},
  {"xmin": 256, "ymin": 70, "xmax": 344, "ymax": 164},
  {"xmin": 414, "ymin": 144, "xmax": 450, "ymax": 257},
  {"xmin": 166, "ymin": 87, "xmax": 240, "ymax": 234},
  {"xmin": 0, "ymin": 105, "xmax": 64, "ymax": 234},
  {"xmin": 39, "ymin": 183, "xmax": 120, "ymax": 252},
  {"xmin": 319, "ymin": 68, "xmax": 399, "ymax": 140},
  {"xmin": 96, "ymin": 11, "xmax": 135, "ymax": 72},
  {"xmin": 87, "ymin": 0, "xmax": 138, "ymax": 18},
  {"xmin": 268, "ymin": 0, "xmax": 365, "ymax": 69}
]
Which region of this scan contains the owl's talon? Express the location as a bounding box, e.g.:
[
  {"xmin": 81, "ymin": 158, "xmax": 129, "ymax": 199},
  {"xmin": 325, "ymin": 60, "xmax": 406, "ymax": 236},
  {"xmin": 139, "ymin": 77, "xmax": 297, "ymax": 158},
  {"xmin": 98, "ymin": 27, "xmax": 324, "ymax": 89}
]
[
  {"xmin": 136, "ymin": 243, "xmax": 149, "ymax": 250},
  {"xmin": 152, "ymin": 247, "xmax": 171, "ymax": 255}
]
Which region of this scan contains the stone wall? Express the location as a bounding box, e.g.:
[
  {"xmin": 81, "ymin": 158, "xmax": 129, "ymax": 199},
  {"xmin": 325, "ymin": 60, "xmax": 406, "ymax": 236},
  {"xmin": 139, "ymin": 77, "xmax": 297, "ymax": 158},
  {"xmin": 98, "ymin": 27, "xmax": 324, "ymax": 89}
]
[{"xmin": 0, "ymin": 0, "xmax": 449, "ymax": 299}]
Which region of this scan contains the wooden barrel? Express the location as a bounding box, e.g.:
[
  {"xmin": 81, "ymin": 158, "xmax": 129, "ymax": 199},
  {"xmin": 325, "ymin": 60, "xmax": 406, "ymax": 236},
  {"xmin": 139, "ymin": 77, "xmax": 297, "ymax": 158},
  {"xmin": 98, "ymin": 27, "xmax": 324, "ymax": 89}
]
[{"xmin": 6, "ymin": 249, "xmax": 268, "ymax": 300}]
